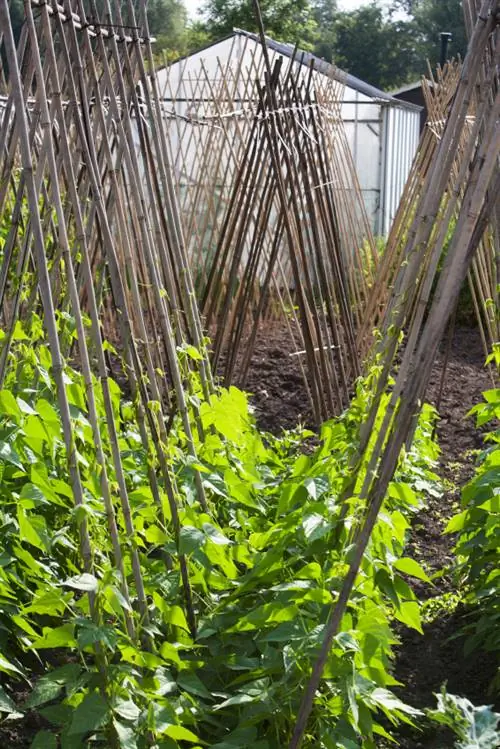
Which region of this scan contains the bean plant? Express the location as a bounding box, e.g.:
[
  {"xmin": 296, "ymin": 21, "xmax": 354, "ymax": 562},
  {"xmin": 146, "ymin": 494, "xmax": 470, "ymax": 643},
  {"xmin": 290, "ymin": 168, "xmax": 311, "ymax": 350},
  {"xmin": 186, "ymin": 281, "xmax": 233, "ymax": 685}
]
[
  {"xmin": 446, "ymin": 347, "xmax": 500, "ymax": 678},
  {"xmin": 0, "ymin": 314, "xmax": 442, "ymax": 748}
]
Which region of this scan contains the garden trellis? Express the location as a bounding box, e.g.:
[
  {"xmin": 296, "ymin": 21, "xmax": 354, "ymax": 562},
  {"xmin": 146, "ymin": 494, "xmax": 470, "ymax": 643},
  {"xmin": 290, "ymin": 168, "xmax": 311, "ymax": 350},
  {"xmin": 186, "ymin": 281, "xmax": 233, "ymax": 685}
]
[
  {"xmin": 0, "ymin": 0, "xmax": 499, "ymax": 746},
  {"xmin": 363, "ymin": 57, "xmax": 500, "ymax": 359},
  {"xmin": 158, "ymin": 33, "xmax": 382, "ymax": 423},
  {"xmin": 291, "ymin": 0, "xmax": 500, "ymax": 743},
  {"xmin": 0, "ymin": 0, "xmax": 215, "ymax": 640}
]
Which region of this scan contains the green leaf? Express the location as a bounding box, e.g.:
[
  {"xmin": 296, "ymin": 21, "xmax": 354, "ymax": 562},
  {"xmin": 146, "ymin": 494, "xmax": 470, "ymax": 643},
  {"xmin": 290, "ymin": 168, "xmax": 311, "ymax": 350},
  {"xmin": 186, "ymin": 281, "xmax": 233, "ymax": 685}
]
[
  {"xmin": 67, "ymin": 383, "xmax": 87, "ymax": 412},
  {"xmin": 22, "ymin": 481, "xmax": 67, "ymax": 508},
  {"xmin": 388, "ymin": 482, "xmax": 419, "ymax": 507},
  {"xmin": 151, "ymin": 702, "xmax": 177, "ymax": 733},
  {"xmin": 30, "ymin": 731, "xmax": 57, "ymax": 749},
  {"xmin": 25, "ymin": 676, "xmax": 64, "ymax": 708},
  {"xmin": 12, "ymin": 321, "xmax": 30, "ymax": 340},
  {"xmin": 179, "ymin": 526, "xmax": 205, "ymax": 555},
  {"xmin": 177, "ymin": 672, "xmax": 211, "ymax": 699},
  {"xmin": 144, "ymin": 525, "xmax": 169, "ymax": 545},
  {"xmin": 41, "ymin": 664, "xmax": 82, "ymax": 685},
  {"xmin": 393, "ymin": 558, "xmax": 432, "ymax": 584},
  {"xmin": 20, "ymin": 483, "xmax": 50, "ymax": 507},
  {"xmin": 40, "ymin": 703, "xmax": 73, "ymax": 726},
  {"xmin": 202, "ymin": 522, "xmax": 231, "ymax": 545},
  {"xmin": 17, "ymin": 506, "xmax": 45, "ymax": 550},
  {"xmin": 159, "ymin": 642, "xmax": 182, "ymax": 667},
  {"xmin": 428, "ymin": 688, "xmax": 500, "ymax": 748},
  {"xmin": 303, "ymin": 476, "xmax": 329, "ymax": 500},
  {"xmin": 69, "ymin": 691, "xmax": 109, "ymax": 735},
  {"xmin": 214, "ymin": 692, "xmax": 255, "ymax": 710},
  {"xmin": 17, "ymin": 397, "xmax": 37, "ymax": 416},
  {"xmin": 334, "ymin": 631, "xmax": 360, "ymax": 653},
  {"xmin": 31, "ymin": 623, "xmax": 77, "ymax": 650},
  {"xmin": 0, "ymin": 653, "xmax": 24, "ymax": 677},
  {"xmin": 163, "ymin": 605, "xmax": 190, "ymax": 632},
  {"xmin": 0, "ymin": 684, "xmax": 18, "ymax": 714},
  {"xmin": 209, "ymin": 726, "xmax": 258, "ymax": 747},
  {"xmin": 36, "ymin": 399, "xmax": 60, "ymax": 431},
  {"xmin": 114, "ymin": 720, "xmax": 138, "ymax": 749},
  {"xmin": 114, "ymin": 699, "xmax": 141, "ymax": 722},
  {"xmin": 199, "ymin": 387, "xmax": 249, "ymax": 441},
  {"xmin": 63, "ymin": 573, "xmax": 98, "ymax": 592},
  {"xmin": 297, "ymin": 562, "xmax": 322, "ymax": 581},
  {"xmin": 369, "ymin": 687, "xmax": 422, "ymax": 716},
  {"xmin": 445, "ymin": 510, "xmax": 468, "ymax": 534},
  {"xmin": 0, "ymin": 390, "xmax": 22, "ymax": 421},
  {"xmin": 228, "ymin": 602, "xmax": 299, "ymax": 632},
  {"xmin": 160, "ymin": 724, "xmax": 200, "ymax": 743},
  {"xmin": 0, "ymin": 440, "xmax": 24, "ymax": 470},
  {"xmin": 77, "ymin": 622, "xmax": 117, "ymax": 651},
  {"xmin": 302, "ymin": 513, "xmax": 331, "ymax": 542},
  {"xmin": 393, "ymin": 601, "xmax": 423, "ymax": 633}
]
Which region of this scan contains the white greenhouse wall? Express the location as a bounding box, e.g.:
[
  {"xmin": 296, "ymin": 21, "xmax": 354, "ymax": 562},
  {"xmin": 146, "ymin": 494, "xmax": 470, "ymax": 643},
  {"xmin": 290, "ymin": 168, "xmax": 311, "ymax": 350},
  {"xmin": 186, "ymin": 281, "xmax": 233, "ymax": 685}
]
[
  {"xmin": 380, "ymin": 104, "xmax": 421, "ymax": 237},
  {"xmin": 157, "ymin": 33, "xmax": 421, "ymax": 237},
  {"xmin": 342, "ymin": 90, "xmax": 383, "ymax": 231}
]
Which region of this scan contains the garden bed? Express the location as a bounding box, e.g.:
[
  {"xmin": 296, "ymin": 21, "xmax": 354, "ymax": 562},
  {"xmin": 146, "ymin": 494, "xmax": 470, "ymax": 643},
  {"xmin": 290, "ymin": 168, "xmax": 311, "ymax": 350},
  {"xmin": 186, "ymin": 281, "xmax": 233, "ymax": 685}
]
[
  {"xmin": 0, "ymin": 325, "xmax": 497, "ymax": 748},
  {"xmin": 240, "ymin": 323, "xmax": 499, "ymax": 744}
]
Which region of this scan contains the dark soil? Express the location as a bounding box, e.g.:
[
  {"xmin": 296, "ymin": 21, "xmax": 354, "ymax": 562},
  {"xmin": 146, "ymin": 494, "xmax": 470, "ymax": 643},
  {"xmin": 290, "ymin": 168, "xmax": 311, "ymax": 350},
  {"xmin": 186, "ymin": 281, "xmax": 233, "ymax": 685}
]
[
  {"xmin": 0, "ymin": 684, "xmax": 47, "ymax": 748},
  {"xmin": 219, "ymin": 321, "xmax": 316, "ymax": 433}
]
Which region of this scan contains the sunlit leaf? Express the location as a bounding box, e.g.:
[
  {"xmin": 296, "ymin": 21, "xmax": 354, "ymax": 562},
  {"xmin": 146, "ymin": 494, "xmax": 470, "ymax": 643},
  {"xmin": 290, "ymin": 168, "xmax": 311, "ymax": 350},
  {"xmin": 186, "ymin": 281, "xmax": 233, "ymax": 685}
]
[
  {"xmin": 0, "ymin": 684, "xmax": 19, "ymax": 714},
  {"xmin": 62, "ymin": 573, "xmax": 98, "ymax": 592},
  {"xmin": 393, "ymin": 557, "xmax": 432, "ymax": 584},
  {"xmin": 31, "ymin": 623, "xmax": 77, "ymax": 650},
  {"xmin": 114, "ymin": 719, "xmax": 138, "ymax": 749}
]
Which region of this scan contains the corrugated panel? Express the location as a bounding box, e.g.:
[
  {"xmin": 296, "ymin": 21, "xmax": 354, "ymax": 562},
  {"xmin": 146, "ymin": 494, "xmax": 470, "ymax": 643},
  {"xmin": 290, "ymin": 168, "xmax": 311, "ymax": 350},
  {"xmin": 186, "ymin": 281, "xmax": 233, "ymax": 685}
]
[{"xmin": 380, "ymin": 105, "xmax": 420, "ymax": 236}]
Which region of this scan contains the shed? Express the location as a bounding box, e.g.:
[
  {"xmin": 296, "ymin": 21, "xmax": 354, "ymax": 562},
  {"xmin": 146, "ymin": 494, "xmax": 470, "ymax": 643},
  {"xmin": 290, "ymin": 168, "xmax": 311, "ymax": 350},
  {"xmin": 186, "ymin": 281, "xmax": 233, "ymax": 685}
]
[
  {"xmin": 157, "ymin": 30, "xmax": 421, "ymax": 237},
  {"xmin": 392, "ymin": 81, "xmax": 428, "ymax": 133}
]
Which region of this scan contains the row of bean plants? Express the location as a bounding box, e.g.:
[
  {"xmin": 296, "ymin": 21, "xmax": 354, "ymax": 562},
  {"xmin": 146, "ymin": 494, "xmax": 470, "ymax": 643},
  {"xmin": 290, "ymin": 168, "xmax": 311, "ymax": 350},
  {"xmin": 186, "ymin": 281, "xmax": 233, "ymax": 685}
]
[{"xmin": 0, "ymin": 313, "xmax": 443, "ymax": 747}]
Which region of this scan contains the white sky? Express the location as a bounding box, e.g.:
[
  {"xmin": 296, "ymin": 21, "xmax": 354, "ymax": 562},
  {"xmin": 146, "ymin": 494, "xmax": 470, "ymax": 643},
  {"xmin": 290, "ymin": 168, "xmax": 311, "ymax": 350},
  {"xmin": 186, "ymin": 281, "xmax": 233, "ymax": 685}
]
[{"xmin": 185, "ymin": 0, "xmax": 372, "ymax": 21}]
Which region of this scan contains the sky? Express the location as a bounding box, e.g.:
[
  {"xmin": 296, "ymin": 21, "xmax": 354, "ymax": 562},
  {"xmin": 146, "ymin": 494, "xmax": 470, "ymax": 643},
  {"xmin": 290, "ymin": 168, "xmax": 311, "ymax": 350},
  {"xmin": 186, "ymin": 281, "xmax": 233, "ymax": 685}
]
[{"xmin": 185, "ymin": 0, "xmax": 371, "ymax": 21}]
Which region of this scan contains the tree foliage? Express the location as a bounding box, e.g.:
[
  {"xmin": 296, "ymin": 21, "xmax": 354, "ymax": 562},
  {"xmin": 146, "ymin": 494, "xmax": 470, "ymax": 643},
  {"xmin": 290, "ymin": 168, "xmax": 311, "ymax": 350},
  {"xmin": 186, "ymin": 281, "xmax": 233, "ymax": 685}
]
[
  {"xmin": 200, "ymin": 0, "xmax": 318, "ymax": 48},
  {"xmin": 147, "ymin": 0, "xmax": 188, "ymax": 57},
  {"xmin": 412, "ymin": 0, "xmax": 468, "ymax": 67},
  {"xmin": 194, "ymin": 0, "xmax": 468, "ymax": 90},
  {"xmin": 7, "ymin": 0, "xmax": 469, "ymax": 88},
  {"xmin": 317, "ymin": 3, "xmax": 421, "ymax": 90}
]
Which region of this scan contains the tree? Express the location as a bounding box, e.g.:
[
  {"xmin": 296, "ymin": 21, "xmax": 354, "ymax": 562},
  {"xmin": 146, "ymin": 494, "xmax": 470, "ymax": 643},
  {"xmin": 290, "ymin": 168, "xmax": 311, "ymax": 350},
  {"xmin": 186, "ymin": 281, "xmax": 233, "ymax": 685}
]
[
  {"xmin": 391, "ymin": 0, "xmax": 421, "ymax": 12},
  {"xmin": 183, "ymin": 21, "xmax": 214, "ymax": 56},
  {"xmin": 312, "ymin": 0, "xmax": 337, "ymax": 28},
  {"xmin": 311, "ymin": 0, "xmax": 337, "ymax": 61},
  {"xmin": 7, "ymin": 0, "xmax": 24, "ymax": 43},
  {"xmin": 326, "ymin": 2, "xmax": 421, "ymax": 90},
  {"xmin": 201, "ymin": 0, "xmax": 318, "ymax": 48},
  {"xmin": 410, "ymin": 0, "xmax": 468, "ymax": 66},
  {"xmin": 148, "ymin": 0, "xmax": 188, "ymax": 56}
]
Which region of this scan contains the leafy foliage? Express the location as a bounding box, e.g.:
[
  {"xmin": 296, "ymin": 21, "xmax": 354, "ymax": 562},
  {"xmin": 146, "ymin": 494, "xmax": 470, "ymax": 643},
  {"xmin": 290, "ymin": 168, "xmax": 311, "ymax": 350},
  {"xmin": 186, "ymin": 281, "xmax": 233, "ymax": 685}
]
[
  {"xmin": 446, "ymin": 379, "xmax": 500, "ymax": 668},
  {"xmin": 411, "ymin": 0, "xmax": 468, "ymax": 68},
  {"xmin": 186, "ymin": 0, "xmax": 467, "ymax": 89},
  {"xmin": 0, "ymin": 311, "xmax": 443, "ymax": 747},
  {"xmin": 314, "ymin": 3, "xmax": 421, "ymax": 90},
  {"xmin": 200, "ymin": 0, "xmax": 318, "ymax": 48},
  {"xmin": 7, "ymin": 0, "xmax": 468, "ymax": 86},
  {"xmin": 427, "ymin": 687, "xmax": 500, "ymax": 749}
]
